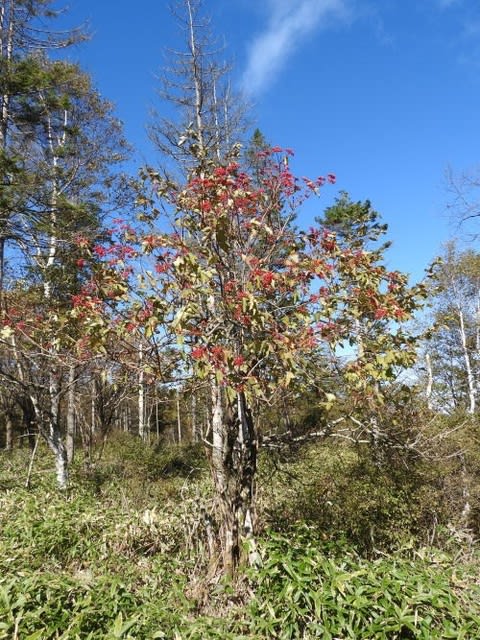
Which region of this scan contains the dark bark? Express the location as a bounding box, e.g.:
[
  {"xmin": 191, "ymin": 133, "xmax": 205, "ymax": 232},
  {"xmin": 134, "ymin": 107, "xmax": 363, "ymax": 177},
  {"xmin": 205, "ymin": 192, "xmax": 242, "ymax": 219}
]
[
  {"xmin": 209, "ymin": 382, "xmax": 257, "ymax": 576},
  {"xmin": 19, "ymin": 396, "xmax": 36, "ymax": 450}
]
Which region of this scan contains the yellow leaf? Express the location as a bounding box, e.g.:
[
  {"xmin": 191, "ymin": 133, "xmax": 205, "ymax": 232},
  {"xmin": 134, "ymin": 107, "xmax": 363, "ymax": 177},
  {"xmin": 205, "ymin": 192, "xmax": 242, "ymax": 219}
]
[{"xmin": 0, "ymin": 326, "xmax": 14, "ymax": 339}]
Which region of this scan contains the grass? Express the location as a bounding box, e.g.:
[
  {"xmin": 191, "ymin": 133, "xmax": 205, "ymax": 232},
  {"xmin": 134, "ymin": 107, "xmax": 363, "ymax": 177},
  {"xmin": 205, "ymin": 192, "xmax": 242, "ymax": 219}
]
[{"xmin": 1, "ymin": 435, "xmax": 480, "ymax": 638}]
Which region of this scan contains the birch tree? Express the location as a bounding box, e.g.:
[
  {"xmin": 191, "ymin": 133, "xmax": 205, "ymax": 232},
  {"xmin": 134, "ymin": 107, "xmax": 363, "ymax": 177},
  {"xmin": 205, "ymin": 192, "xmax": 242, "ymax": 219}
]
[
  {"xmin": 426, "ymin": 244, "xmax": 480, "ymax": 414},
  {"xmin": 0, "ymin": 58, "xmax": 129, "ymax": 485}
]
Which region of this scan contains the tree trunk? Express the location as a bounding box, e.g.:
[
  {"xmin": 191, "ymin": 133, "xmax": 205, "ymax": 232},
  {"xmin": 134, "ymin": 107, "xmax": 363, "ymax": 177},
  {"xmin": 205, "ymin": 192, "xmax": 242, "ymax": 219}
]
[
  {"xmin": 66, "ymin": 365, "xmax": 76, "ymax": 463},
  {"xmin": 186, "ymin": 0, "xmax": 205, "ymax": 156},
  {"xmin": 209, "ymin": 381, "xmax": 257, "ymax": 577},
  {"xmin": 138, "ymin": 343, "xmax": 146, "ymax": 440},
  {"xmin": 191, "ymin": 391, "xmax": 200, "ymax": 442},
  {"xmin": 176, "ymin": 388, "xmax": 182, "ymax": 443},
  {"xmin": 458, "ymin": 307, "xmax": 476, "ymax": 413},
  {"xmin": 0, "ymin": 1, "xmax": 13, "ymax": 308},
  {"xmin": 48, "ymin": 369, "xmax": 69, "ymax": 489},
  {"xmin": 425, "ymin": 352, "xmax": 433, "ymax": 410},
  {"xmin": 0, "ymin": 236, "xmax": 5, "ymax": 309},
  {"xmin": 52, "ymin": 433, "xmax": 69, "ymax": 490},
  {"xmin": 20, "ymin": 397, "xmax": 36, "ymax": 450},
  {"xmin": 5, "ymin": 412, "xmax": 13, "ymax": 450},
  {"xmin": 30, "ymin": 393, "xmax": 69, "ymax": 490}
]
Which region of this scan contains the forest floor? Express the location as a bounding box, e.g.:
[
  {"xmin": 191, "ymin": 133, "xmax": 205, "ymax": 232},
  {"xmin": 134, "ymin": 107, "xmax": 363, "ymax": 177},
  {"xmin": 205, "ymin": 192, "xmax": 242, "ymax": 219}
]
[{"xmin": 1, "ymin": 434, "xmax": 480, "ymax": 639}]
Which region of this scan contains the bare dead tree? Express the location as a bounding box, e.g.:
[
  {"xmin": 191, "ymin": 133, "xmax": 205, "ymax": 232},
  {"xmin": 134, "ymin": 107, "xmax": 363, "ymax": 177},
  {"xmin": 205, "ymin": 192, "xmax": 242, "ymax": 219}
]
[
  {"xmin": 148, "ymin": 0, "xmax": 250, "ymax": 176},
  {"xmin": 445, "ymin": 164, "xmax": 480, "ymax": 240}
]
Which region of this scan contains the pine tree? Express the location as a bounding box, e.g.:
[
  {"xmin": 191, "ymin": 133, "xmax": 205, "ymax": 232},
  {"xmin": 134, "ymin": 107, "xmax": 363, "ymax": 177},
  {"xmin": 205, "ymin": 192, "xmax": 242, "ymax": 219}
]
[{"xmin": 0, "ymin": 0, "xmax": 85, "ymax": 297}]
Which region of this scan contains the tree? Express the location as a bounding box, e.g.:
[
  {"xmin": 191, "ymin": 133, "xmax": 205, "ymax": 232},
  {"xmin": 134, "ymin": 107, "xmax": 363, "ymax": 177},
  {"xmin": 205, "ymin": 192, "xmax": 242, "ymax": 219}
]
[
  {"xmin": 319, "ymin": 191, "xmax": 389, "ymax": 251},
  {"xmin": 0, "ymin": 1, "xmax": 86, "ymax": 463},
  {"xmin": 149, "ymin": 0, "xmax": 248, "ymax": 175},
  {"xmin": 425, "ymin": 243, "xmax": 480, "ymax": 414},
  {"xmin": 0, "ymin": 55, "xmax": 130, "ymax": 485},
  {"xmin": 0, "ymin": 0, "xmax": 85, "ymax": 299},
  {"xmin": 313, "ymin": 192, "xmax": 415, "ymax": 458},
  {"xmin": 75, "ymin": 148, "xmax": 425, "ymax": 576},
  {"xmin": 317, "ymin": 192, "xmax": 390, "ymax": 358},
  {"xmin": 14, "ymin": 57, "xmax": 129, "ymax": 287},
  {"xmin": 445, "ymin": 164, "xmax": 480, "ymax": 238}
]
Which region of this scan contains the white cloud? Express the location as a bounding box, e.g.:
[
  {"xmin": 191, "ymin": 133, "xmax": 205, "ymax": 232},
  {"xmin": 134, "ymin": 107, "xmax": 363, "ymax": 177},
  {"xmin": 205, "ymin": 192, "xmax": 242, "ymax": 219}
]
[
  {"xmin": 435, "ymin": 0, "xmax": 460, "ymax": 8},
  {"xmin": 241, "ymin": 0, "xmax": 350, "ymax": 95}
]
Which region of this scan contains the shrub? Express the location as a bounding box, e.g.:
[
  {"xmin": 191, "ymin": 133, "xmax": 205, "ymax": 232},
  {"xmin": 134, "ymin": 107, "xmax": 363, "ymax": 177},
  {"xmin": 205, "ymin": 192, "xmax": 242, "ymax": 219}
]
[{"xmin": 260, "ymin": 442, "xmax": 455, "ymax": 553}]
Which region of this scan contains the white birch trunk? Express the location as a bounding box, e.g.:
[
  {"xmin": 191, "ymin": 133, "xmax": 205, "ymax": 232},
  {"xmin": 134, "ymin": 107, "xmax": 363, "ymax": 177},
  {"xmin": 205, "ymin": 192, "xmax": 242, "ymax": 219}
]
[
  {"xmin": 29, "ymin": 392, "xmax": 68, "ymax": 489},
  {"xmin": 0, "ymin": 0, "xmax": 14, "ymax": 301},
  {"xmin": 66, "ymin": 365, "xmax": 76, "ymax": 463},
  {"xmin": 458, "ymin": 307, "xmax": 476, "ymax": 414},
  {"xmin": 5, "ymin": 413, "xmax": 13, "ymax": 450},
  {"xmin": 425, "ymin": 352, "xmax": 433, "ymax": 410},
  {"xmin": 39, "ymin": 105, "xmax": 69, "ymax": 488}
]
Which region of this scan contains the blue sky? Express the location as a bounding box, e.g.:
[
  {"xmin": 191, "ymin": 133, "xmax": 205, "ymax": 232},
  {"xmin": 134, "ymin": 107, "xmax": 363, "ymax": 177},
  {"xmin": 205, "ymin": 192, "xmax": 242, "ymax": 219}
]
[{"xmin": 58, "ymin": 0, "xmax": 480, "ymax": 282}]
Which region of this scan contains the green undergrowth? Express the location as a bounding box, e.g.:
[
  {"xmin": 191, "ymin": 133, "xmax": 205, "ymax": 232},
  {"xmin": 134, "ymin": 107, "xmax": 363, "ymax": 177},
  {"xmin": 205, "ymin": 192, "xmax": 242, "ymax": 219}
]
[
  {"xmin": 251, "ymin": 526, "xmax": 480, "ymax": 639},
  {"xmin": 1, "ymin": 439, "xmax": 480, "ymax": 638}
]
